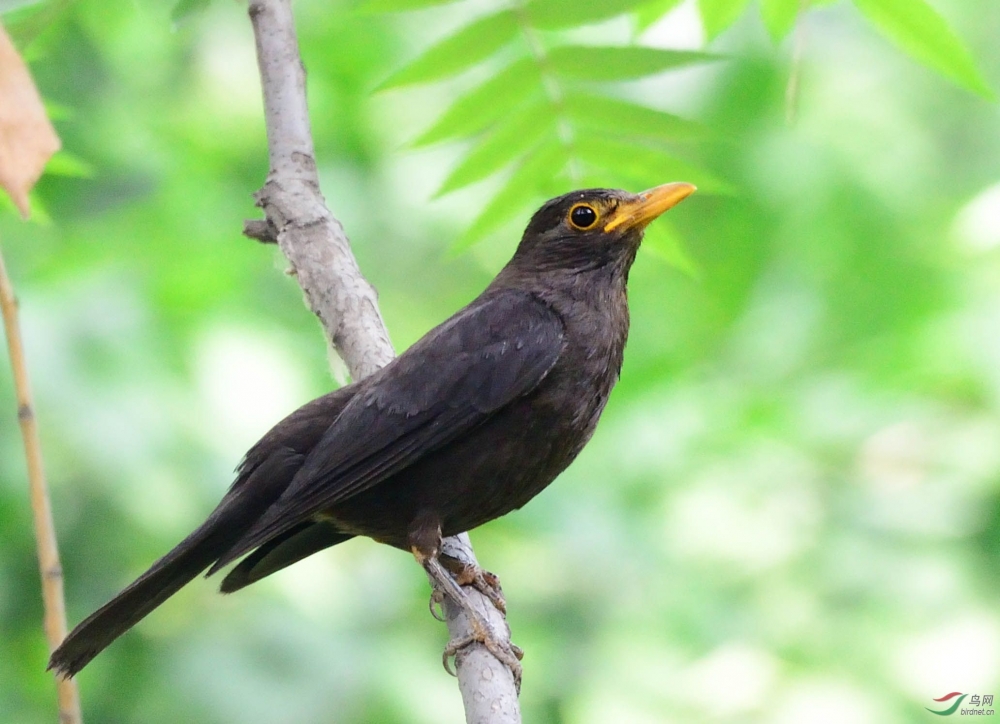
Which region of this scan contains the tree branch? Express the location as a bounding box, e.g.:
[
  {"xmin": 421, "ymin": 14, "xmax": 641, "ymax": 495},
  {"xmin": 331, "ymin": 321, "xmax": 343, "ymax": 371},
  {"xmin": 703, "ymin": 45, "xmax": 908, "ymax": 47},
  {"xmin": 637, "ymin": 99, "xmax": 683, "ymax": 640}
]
[
  {"xmin": 0, "ymin": 243, "xmax": 82, "ymax": 724},
  {"xmin": 245, "ymin": 1, "xmax": 521, "ymax": 720},
  {"xmin": 247, "ymin": 0, "xmax": 392, "ymax": 381}
]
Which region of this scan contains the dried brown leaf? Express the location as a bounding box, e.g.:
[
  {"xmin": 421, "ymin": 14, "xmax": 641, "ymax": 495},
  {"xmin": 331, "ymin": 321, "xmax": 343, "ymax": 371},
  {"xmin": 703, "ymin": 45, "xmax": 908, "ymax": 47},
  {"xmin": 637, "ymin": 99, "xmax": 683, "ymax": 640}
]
[{"xmin": 0, "ymin": 23, "xmax": 60, "ymax": 219}]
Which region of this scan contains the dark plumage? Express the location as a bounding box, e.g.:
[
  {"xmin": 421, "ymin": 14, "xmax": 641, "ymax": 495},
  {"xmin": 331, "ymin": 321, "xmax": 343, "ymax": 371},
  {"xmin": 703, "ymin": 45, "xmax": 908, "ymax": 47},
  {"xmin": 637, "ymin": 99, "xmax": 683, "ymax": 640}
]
[{"xmin": 48, "ymin": 183, "xmax": 695, "ymax": 677}]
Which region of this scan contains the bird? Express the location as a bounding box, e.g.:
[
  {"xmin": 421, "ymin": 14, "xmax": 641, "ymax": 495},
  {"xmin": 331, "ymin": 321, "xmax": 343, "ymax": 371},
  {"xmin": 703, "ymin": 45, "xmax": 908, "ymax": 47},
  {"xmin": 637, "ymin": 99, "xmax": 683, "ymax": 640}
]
[{"xmin": 48, "ymin": 182, "xmax": 696, "ymax": 681}]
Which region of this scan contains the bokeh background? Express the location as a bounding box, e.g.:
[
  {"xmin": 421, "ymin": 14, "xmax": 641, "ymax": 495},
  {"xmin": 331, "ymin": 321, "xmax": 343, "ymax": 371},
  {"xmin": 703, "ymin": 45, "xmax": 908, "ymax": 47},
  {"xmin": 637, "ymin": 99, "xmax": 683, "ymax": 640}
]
[{"xmin": 2, "ymin": 0, "xmax": 999, "ymax": 721}]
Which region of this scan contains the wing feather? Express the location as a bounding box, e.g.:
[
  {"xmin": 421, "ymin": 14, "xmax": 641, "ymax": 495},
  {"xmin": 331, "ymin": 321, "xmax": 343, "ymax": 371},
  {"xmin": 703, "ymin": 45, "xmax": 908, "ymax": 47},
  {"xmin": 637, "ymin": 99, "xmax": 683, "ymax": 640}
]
[{"xmin": 212, "ymin": 290, "xmax": 564, "ymax": 570}]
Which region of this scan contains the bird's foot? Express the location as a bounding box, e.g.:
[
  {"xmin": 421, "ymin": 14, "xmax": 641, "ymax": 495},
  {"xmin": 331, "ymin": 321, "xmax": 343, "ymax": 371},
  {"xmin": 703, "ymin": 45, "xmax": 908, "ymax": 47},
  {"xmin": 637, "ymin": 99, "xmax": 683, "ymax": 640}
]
[
  {"xmin": 442, "ymin": 612, "xmax": 524, "ymax": 691},
  {"xmin": 428, "ymin": 587, "xmax": 447, "ymax": 622},
  {"xmin": 410, "ymin": 517, "xmax": 522, "ymax": 689},
  {"xmin": 439, "ymin": 553, "xmax": 507, "ymax": 615},
  {"xmin": 416, "ymin": 544, "xmax": 523, "ymax": 689}
]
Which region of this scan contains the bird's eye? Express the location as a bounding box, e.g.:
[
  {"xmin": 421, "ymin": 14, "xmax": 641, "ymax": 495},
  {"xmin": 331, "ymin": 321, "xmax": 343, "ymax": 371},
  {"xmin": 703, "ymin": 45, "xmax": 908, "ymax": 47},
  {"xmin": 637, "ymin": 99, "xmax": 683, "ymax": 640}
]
[{"xmin": 568, "ymin": 204, "xmax": 598, "ymax": 230}]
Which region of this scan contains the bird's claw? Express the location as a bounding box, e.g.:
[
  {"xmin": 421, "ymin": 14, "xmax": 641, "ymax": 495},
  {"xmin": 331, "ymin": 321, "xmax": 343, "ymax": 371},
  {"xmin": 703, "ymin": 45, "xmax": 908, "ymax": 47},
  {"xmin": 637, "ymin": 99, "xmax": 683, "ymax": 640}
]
[
  {"xmin": 466, "ymin": 569, "xmax": 507, "ymax": 616},
  {"xmin": 441, "ymin": 555, "xmax": 507, "ymax": 615},
  {"xmin": 441, "ymin": 616, "xmax": 523, "ymax": 691},
  {"xmin": 428, "ymin": 588, "xmax": 446, "ymax": 622}
]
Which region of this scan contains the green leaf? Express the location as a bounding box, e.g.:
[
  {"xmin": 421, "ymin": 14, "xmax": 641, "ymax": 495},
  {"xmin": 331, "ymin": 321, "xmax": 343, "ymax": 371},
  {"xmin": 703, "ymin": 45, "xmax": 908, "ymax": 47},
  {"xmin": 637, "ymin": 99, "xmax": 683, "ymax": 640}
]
[
  {"xmin": 525, "ymin": 0, "xmax": 651, "ymax": 30},
  {"xmin": 633, "ymin": 0, "xmax": 685, "ymax": 33},
  {"xmin": 575, "ymin": 134, "xmax": 732, "ymax": 194},
  {"xmin": 548, "ymin": 45, "xmax": 719, "ymax": 81},
  {"xmin": 5, "ymin": 0, "xmax": 73, "ymax": 49},
  {"xmin": 358, "ymin": 0, "xmax": 458, "ymax": 12},
  {"xmin": 565, "ymin": 92, "xmax": 706, "ymax": 141},
  {"xmin": 412, "ymin": 58, "xmax": 541, "ymax": 147},
  {"xmin": 378, "ymin": 11, "xmax": 519, "ymax": 89},
  {"xmin": 852, "ymin": 0, "xmax": 993, "ymax": 98},
  {"xmin": 641, "ymin": 220, "xmax": 699, "ymax": 276},
  {"xmin": 436, "ymin": 102, "xmax": 554, "ymax": 196},
  {"xmin": 44, "ymin": 151, "xmax": 94, "ymax": 178},
  {"xmin": 451, "ymin": 143, "xmax": 568, "ymax": 252},
  {"xmin": 698, "ymin": 0, "xmax": 751, "ymax": 40},
  {"xmin": 171, "ymin": 0, "xmax": 210, "ymax": 24},
  {"xmin": 760, "ymin": 0, "xmax": 799, "ymax": 40}
]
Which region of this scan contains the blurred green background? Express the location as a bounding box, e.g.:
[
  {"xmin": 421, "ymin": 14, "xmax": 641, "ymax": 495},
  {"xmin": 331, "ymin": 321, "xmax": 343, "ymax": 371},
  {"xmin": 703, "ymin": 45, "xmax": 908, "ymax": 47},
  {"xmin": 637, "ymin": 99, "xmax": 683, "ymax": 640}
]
[{"xmin": 2, "ymin": 0, "xmax": 999, "ymax": 722}]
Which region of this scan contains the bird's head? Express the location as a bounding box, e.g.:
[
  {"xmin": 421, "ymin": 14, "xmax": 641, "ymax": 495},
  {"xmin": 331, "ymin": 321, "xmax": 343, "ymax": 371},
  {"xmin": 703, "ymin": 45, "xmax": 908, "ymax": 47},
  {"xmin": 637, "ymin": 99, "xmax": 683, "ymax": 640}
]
[{"xmin": 511, "ymin": 183, "xmax": 696, "ymax": 273}]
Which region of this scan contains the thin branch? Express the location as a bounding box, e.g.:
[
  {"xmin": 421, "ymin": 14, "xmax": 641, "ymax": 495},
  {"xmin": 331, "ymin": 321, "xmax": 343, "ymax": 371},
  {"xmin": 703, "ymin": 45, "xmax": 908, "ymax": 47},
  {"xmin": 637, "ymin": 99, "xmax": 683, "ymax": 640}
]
[
  {"xmin": 248, "ymin": 0, "xmax": 393, "ymax": 381},
  {"xmin": 245, "ymin": 1, "xmax": 522, "ymax": 720},
  {"xmin": 0, "ymin": 243, "xmax": 82, "ymax": 724}
]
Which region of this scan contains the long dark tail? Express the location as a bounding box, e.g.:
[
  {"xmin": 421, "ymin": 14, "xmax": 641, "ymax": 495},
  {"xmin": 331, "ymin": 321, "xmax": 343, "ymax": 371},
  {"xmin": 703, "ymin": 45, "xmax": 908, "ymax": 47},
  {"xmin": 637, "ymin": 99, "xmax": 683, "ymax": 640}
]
[{"xmin": 49, "ymin": 447, "xmax": 304, "ymax": 677}]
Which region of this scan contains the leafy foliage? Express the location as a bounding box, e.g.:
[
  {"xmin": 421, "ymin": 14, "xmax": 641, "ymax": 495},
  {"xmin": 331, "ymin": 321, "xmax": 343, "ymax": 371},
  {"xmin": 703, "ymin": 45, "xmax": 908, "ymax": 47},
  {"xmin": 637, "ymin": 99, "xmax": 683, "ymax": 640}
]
[
  {"xmin": 377, "ymin": 10, "xmax": 519, "ymax": 89},
  {"xmin": 688, "ymin": 0, "xmax": 993, "ymax": 96},
  {"xmin": 633, "ymin": 0, "xmax": 685, "ymax": 32},
  {"xmin": 698, "ymin": 0, "xmax": 750, "ymax": 40},
  {"xmin": 759, "ymin": 0, "xmax": 799, "ymax": 40},
  {"xmin": 523, "ymin": 0, "xmax": 649, "ymax": 30},
  {"xmin": 852, "ymin": 0, "xmax": 994, "ymax": 98},
  {"xmin": 379, "ymin": 0, "xmax": 991, "ymax": 257},
  {"xmin": 656, "ymin": 0, "xmax": 994, "ymax": 98},
  {"xmin": 3, "ymin": 0, "xmax": 74, "ymax": 48},
  {"xmin": 378, "ymin": 2, "xmax": 719, "ymax": 254}
]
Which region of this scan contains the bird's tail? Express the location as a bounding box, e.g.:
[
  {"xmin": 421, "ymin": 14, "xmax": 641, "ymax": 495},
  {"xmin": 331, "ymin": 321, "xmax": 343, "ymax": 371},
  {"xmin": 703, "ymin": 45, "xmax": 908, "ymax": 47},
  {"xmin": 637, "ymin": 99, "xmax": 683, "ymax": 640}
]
[
  {"xmin": 48, "ymin": 507, "xmax": 240, "ymax": 677},
  {"xmin": 48, "ymin": 447, "xmax": 304, "ymax": 678}
]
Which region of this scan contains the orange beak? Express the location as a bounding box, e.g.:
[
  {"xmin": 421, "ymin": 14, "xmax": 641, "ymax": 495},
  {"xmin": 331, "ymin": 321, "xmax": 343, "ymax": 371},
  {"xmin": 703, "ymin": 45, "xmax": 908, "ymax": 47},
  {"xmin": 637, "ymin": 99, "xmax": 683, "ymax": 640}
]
[{"xmin": 603, "ymin": 182, "xmax": 697, "ymax": 233}]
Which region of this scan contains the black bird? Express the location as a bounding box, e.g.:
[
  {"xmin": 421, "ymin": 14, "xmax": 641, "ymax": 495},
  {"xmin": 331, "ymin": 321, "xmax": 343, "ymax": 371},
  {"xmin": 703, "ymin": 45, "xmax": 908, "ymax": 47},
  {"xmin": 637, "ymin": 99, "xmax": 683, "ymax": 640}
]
[{"xmin": 48, "ymin": 182, "xmax": 696, "ymax": 679}]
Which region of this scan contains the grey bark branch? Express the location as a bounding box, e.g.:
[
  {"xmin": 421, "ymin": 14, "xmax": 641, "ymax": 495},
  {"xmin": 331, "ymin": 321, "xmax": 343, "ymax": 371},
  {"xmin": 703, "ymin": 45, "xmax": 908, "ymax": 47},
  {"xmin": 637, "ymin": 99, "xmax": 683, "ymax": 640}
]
[
  {"xmin": 245, "ymin": 1, "xmax": 522, "ymax": 720},
  {"xmin": 440, "ymin": 535, "xmax": 522, "ymax": 721},
  {"xmin": 248, "ymin": 0, "xmax": 392, "ymax": 380}
]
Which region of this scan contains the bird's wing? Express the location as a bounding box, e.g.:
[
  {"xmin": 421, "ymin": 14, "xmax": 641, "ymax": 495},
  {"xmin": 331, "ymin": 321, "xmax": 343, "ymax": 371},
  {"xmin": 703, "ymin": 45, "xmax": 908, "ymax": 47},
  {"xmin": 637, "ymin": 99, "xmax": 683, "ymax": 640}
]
[{"xmin": 211, "ymin": 290, "xmax": 565, "ymax": 570}]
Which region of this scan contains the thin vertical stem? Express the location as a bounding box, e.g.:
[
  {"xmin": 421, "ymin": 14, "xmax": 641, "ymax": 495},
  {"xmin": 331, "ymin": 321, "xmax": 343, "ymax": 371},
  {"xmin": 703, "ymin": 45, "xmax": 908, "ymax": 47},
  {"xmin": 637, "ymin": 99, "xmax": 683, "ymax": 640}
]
[{"xmin": 0, "ymin": 244, "xmax": 82, "ymax": 724}]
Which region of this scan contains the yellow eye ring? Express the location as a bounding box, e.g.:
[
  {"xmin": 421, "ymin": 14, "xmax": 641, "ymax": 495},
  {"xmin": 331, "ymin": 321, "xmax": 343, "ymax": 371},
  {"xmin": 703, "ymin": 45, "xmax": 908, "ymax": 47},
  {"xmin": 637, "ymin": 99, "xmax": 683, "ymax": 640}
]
[{"xmin": 568, "ymin": 203, "xmax": 599, "ymax": 230}]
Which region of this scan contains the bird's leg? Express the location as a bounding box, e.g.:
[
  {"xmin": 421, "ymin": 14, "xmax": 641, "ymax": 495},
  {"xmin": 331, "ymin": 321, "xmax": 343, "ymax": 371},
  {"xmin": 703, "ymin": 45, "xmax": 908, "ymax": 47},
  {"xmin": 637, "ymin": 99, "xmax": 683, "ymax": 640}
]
[
  {"xmin": 438, "ymin": 552, "xmax": 507, "ymax": 616},
  {"xmin": 409, "ymin": 513, "xmax": 523, "ymax": 688},
  {"xmin": 419, "ymin": 552, "xmax": 524, "ymax": 687}
]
